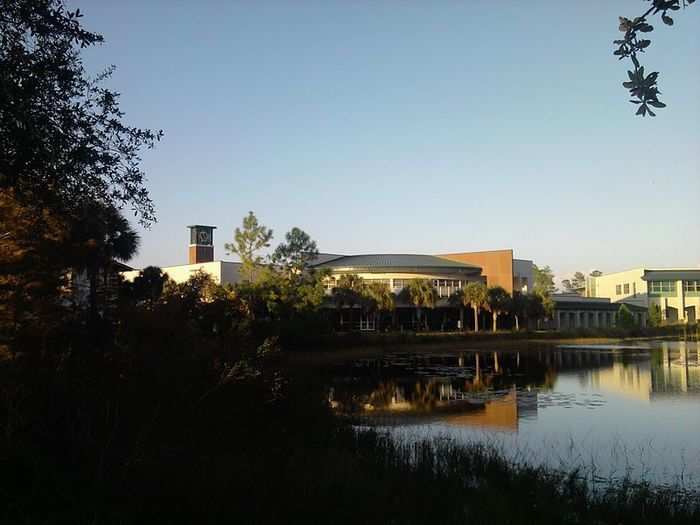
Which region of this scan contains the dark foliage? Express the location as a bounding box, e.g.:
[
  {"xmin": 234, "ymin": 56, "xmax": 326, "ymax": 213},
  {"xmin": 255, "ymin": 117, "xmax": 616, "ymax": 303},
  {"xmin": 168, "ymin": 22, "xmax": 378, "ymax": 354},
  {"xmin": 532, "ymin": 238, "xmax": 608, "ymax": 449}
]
[
  {"xmin": 614, "ymin": 0, "xmax": 695, "ymax": 116},
  {"xmin": 0, "ymin": 0, "xmax": 162, "ymax": 224}
]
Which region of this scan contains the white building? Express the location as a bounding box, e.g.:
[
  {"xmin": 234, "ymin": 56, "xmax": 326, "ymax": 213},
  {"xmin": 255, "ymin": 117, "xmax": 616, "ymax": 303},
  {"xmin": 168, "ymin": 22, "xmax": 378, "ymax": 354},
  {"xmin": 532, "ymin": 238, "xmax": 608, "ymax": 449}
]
[{"xmin": 586, "ymin": 268, "xmax": 700, "ymax": 324}]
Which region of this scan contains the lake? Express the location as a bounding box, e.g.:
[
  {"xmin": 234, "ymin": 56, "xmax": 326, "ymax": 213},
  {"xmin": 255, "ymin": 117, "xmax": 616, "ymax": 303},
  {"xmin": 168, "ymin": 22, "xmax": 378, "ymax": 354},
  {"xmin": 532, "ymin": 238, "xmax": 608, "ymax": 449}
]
[{"xmin": 322, "ymin": 340, "xmax": 700, "ymax": 488}]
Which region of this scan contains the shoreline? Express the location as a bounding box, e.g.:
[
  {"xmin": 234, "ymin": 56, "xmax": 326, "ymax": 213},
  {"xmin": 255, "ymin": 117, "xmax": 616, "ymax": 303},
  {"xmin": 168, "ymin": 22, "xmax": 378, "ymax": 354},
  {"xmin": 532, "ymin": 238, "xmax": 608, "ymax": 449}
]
[{"xmin": 286, "ymin": 332, "xmax": 693, "ymax": 364}]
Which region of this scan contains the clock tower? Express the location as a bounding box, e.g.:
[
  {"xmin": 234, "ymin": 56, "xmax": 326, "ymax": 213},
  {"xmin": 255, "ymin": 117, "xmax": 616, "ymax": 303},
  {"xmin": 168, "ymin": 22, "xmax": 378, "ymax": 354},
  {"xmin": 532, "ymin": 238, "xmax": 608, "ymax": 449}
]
[{"xmin": 187, "ymin": 225, "xmax": 216, "ymax": 264}]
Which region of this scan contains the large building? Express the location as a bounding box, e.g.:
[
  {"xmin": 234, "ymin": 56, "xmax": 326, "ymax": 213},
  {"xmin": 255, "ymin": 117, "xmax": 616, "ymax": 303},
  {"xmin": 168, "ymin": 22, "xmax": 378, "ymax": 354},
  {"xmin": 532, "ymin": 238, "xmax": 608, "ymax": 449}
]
[
  {"xmin": 311, "ymin": 253, "xmax": 484, "ymax": 299},
  {"xmin": 586, "ymin": 268, "xmax": 700, "ymax": 324}
]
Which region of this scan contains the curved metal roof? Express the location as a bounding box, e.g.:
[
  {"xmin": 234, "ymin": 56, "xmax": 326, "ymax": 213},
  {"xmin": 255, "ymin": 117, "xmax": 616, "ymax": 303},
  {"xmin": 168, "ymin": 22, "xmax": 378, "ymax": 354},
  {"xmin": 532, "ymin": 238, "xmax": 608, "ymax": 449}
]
[{"xmin": 311, "ymin": 254, "xmax": 481, "ymax": 273}]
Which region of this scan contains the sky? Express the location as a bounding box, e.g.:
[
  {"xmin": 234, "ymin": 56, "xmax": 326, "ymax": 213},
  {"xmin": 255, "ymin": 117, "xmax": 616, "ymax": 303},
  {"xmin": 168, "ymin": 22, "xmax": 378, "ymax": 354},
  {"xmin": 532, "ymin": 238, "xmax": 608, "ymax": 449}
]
[{"xmin": 71, "ymin": 0, "xmax": 700, "ymax": 282}]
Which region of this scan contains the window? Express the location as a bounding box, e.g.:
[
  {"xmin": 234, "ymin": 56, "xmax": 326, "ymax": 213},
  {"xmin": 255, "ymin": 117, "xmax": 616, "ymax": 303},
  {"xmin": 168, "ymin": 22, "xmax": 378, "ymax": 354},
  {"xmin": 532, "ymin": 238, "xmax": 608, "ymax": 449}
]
[
  {"xmin": 684, "ymin": 280, "xmax": 700, "ymax": 293},
  {"xmin": 393, "ymin": 279, "xmax": 409, "ymax": 290},
  {"xmin": 623, "ymin": 283, "xmax": 630, "ymax": 294},
  {"xmin": 615, "ymin": 284, "xmax": 622, "ymax": 295},
  {"xmin": 365, "ymin": 279, "xmax": 390, "ymax": 287},
  {"xmin": 649, "ymin": 280, "xmax": 676, "ymax": 294}
]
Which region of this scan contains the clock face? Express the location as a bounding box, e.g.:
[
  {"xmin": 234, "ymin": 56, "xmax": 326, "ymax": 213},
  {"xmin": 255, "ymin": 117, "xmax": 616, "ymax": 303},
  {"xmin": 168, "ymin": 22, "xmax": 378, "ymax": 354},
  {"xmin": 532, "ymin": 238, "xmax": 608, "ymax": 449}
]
[{"xmin": 197, "ymin": 230, "xmax": 211, "ymax": 245}]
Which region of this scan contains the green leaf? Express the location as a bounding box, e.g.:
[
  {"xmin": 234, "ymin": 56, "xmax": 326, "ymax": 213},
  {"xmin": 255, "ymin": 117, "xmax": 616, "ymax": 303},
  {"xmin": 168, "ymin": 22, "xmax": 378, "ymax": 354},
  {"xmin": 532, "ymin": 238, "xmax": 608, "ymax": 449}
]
[
  {"xmin": 662, "ymin": 14, "xmax": 674, "ymax": 25},
  {"xmin": 638, "ymin": 40, "xmax": 651, "ymax": 48},
  {"xmin": 636, "ymin": 104, "xmax": 647, "ymax": 116},
  {"xmin": 648, "ymin": 101, "xmax": 666, "ymax": 108}
]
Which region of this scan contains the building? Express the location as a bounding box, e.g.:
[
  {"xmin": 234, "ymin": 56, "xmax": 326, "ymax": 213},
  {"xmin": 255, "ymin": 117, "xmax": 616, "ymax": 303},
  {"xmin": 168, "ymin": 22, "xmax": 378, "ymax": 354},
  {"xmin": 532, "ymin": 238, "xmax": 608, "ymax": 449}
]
[
  {"xmin": 123, "ymin": 225, "xmax": 243, "ymax": 286},
  {"xmin": 311, "ymin": 253, "xmax": 484, "ymax": 299},
  {"xmin": 123, "ymin": 224, "xmax": 542, "ymax": 331},
  {"xmin": 586, "ymin": 268, "xmax": 700, "ymax": 324},
  {"xmin": 437, "ymin": 249, "xmax": 533, "ymax": 295},
  {"xmin": 547, "ymin": 294, "xmax": 647, "ymax": 330},
  {"xmin": 642, "ymin": 269, "xmax": 700, "ymax": 324}
]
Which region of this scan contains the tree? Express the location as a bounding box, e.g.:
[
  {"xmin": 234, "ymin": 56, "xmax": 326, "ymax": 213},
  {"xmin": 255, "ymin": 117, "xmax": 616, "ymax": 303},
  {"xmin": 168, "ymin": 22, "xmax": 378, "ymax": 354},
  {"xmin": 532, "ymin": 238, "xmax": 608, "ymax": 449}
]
[
  {"xmin": 648, "ymin": 303, "xmax": 663, "ymax": 327},
  {"xmin": 449, "ymin": 288, "xmax": 468, "ymax": 331},
  {"xmin": 0, "ymin": 188, "xmax": 70, "ymax": 345},
  {"xmin": 486, "ymin": 286, "xmax": 511, "ymax": 332},
  {"xmin": 510, "ymin": 291, "xmax": 528, "ymax": 331},
  {"xmin": 266, "ymin": 227, "xmax": 326, "ymax": 316},
  {"xmin": 271, "ymin": 227, "xmax": 318, "ymax": 277},
  {"xmin": 533, "ymin": 265, "xmax": 557, "ymax": 297},
  {"xmin": 0, "ymin": 0, "xmax": 162, "ymax": 224},
  {"xmin": 525, "ymin": 293, "xmax": 546, "ymax": 329},
  {"xmin": 66, "ymin": 202, "xmax": 140, "ymax": 318},
  {"xmin": 332, "ymin": 274, "xmax": 365, "ymax": 328},
  {"xmin": 614, "ymin": 0, "xmax": 696, "ymax": 116},
  {"xmin": 404, "ymin": 279, "xmax": 436, "ymax": 331},
  {"xmin": 129, "ymin": 266, "xmax": 168, "ymax": 307},
  {"xmin": 617, "ymin": 304, "xmax": 637, "ymax": 329},
  {"xmin": 462, "ymin": 282, "xmax": 488, "ymax": 332},
  {"xmin": 561, "ymin": 272, "xmax": 586, "ymax": 294},
  {"xmin": 225, "ymin": 211, "xmax": 273, "ymax": 282},
  {"xmin": 363, "ymin": 281, "xmax": 395, "ymax": 331}
]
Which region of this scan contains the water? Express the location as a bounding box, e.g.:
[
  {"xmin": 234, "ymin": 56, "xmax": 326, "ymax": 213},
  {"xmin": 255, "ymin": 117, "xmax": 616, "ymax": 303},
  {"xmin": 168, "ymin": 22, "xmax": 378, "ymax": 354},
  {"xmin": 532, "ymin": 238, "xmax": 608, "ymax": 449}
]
[{"xmin": 323, "ymin": 340, "xmax": 700, "ymax": 488}]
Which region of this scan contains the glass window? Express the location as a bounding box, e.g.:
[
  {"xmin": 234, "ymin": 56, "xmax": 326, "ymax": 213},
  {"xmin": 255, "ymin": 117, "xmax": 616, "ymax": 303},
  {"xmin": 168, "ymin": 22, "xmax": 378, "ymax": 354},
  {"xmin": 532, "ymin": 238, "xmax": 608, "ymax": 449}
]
[
  {"xmin": 615, "ymin": 284, "xmax": 622, "ymax": 295},
  {"xmin": 649, "ymin": 280, "xmax": 676, "ymax": 294},
  {"xmin": 393, "ymin": 279, "xmax": 408, "ymax": 290},
  {"xmin": 623, "ymin": 283, "xmax": 630, "ymax": 294},
  {"xmin": 684, "ymin": 280, "xmax": 700, "ymax": 292}
]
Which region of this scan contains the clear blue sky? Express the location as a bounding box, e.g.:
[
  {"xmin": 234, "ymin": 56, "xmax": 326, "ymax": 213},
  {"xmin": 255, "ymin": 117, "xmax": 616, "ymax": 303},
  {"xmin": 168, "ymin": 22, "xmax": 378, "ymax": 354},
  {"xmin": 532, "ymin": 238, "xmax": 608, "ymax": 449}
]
[{"xmin": 72, "ymin": 0, "xmax": 699, "ymax": 282}]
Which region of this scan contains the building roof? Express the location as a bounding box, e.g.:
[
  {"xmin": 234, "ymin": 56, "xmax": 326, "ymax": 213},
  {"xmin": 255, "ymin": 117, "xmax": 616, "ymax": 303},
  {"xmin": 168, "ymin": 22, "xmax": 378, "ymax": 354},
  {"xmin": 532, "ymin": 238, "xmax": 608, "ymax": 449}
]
[
  {"xmin": 551, "ymin": 294, "xmax": 647, "ymax": 312},
  {"xmin": 311, "ymin": 254, "xmax": 481, "ymax": 273},
  {"xmin": 642, "ymin": 269, "xmax": 700, "ymax": 281}
]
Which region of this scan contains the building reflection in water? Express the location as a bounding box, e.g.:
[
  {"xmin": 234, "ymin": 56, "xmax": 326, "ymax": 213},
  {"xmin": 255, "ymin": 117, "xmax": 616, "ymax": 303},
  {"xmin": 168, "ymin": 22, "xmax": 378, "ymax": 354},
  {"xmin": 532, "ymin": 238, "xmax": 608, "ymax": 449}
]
[{"xmin": 328, "ymin": 342, "xmax": 699, "ymax": 432}]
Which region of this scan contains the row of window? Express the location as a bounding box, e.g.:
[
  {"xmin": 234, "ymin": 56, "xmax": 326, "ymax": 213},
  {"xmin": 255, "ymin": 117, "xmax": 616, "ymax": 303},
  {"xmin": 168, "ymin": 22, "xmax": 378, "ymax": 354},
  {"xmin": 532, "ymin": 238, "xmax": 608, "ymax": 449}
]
[
  {"xmin": 649, "ymin": 280, "xmax": 675, "ymax": 294},
  {"xmin": 615, "ymin": 282, "xmax": 636, "ymax": 295},
  {"xmin": 683, "ymin": 280, "xmax": 700, "ymax": 292},
  {"xmin": 324, "ymin": 277, "xmax": 467, "ymax": 294},
  {"xmin": 648, "ymin": 280, "xmax": 700, "ymax": 294},
  {"xmin": 614, "ymin": 280, "xmax": 700, "ymax": 295}
]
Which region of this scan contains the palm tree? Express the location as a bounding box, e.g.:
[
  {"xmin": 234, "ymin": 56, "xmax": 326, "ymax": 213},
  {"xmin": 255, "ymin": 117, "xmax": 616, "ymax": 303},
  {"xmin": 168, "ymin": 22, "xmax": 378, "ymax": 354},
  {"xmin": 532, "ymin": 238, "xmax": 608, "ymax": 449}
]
[
  {"xmin": 405, "ymin": 279, "xmax": 436, "ymax": 331},
  {"xmin": 332, "ymin": 274, "xmax": 365, "ymax": 328},
  {"xmin": 486, "ymin": 286, "xmax": 511, "ymax": 332},
  {"xmin": 363, "ymin": 281, "xmax": 395, "ymax": 331},
  {"xmin": 131, "ymin": 266, "xmax": 168, "ymax": 307},
  {"xmin": 462, "ymin": 282, "xmax": 488, "ymax": 332},
  {"xmin": 511, "ymin": 291, "xmax": 528, "ymax": 331},
  {"xmin": 68, "ymin": 203, "xmax": 140, "ymax": 318}
]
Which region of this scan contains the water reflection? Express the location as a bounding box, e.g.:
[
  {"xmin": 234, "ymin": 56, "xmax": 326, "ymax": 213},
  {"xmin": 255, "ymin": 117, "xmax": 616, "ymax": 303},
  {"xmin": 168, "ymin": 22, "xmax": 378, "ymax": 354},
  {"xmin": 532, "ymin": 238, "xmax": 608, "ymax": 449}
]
[
  {"xmin": 325, "ymin": 341, "xmax": 700, "ymax": 485},
  {"xmin": 329, "ymin": 341, "xmax": 699, "ymax": 431}
]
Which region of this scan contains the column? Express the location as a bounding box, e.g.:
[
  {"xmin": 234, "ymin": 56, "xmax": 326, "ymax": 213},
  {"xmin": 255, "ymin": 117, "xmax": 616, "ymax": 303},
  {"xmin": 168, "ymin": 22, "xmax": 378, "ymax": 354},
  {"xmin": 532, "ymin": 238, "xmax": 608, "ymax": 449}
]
[{"xmin": 556, "ymin": 310, "xmax": 562, "ymax": 331}]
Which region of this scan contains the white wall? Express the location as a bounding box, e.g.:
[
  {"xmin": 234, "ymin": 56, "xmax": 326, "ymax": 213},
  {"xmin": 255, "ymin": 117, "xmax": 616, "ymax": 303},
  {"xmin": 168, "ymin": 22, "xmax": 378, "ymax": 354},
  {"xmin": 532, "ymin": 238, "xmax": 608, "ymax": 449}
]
[
  {"xmin": 588, "ymin": 268, "xmax": 648, "ymax": 307},
  {"xmin": 123, "ymin": 261, "xmax": 244, "ymax": 287}
]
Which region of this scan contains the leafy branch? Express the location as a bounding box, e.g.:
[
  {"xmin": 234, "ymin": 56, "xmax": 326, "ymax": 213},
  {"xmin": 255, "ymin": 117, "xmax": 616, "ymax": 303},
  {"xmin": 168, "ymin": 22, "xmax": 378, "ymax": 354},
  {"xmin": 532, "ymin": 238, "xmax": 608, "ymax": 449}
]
[{"xmin": 614, "ymin": 0, "xmax": 695, "ymax": 116}]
